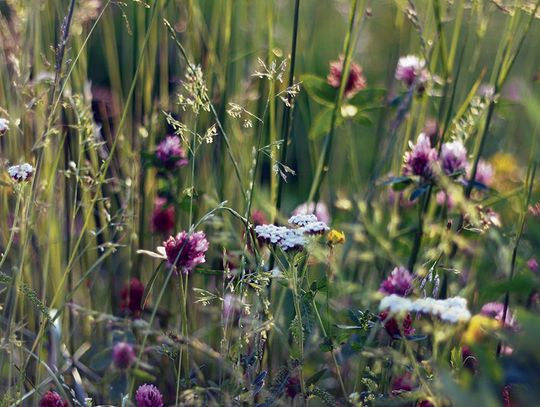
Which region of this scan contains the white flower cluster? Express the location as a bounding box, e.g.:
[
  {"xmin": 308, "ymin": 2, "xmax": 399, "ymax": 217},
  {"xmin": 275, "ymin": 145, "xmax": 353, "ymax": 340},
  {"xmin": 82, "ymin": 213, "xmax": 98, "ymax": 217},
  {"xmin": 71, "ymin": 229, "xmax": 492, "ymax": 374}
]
[
  {"xmin": 380, "ymin": 294, "xmax": 471, "ymax": 324},
  {"xmin": 8, "ymin": 163, "xmax": 34, "ymax": 182},
  {"xmin": 0, "ymin": 118, "xmax": 9, "ymax": 135},
  {"xmin": 254, "ymin": 214, "xmax": 329, "ymax": 251},
  {"xmin": 288, "ymin": 214, "xmax": 318, "ymax": 226}
]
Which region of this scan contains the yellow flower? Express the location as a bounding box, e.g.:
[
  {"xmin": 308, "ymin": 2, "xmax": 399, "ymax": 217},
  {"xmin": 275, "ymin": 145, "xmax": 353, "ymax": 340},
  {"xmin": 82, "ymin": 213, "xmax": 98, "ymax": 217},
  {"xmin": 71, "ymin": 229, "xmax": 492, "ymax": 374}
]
[
  {"xmin": 462, "ymin": 315, "xmax": 500, "ymax": 345},
  {"xmin": 490, "ymin": 152, "xmax": 521, "ymax": 192},
  {"xmin": 327, "ymin": 229, "xmax": 346, "ymax": 246}
]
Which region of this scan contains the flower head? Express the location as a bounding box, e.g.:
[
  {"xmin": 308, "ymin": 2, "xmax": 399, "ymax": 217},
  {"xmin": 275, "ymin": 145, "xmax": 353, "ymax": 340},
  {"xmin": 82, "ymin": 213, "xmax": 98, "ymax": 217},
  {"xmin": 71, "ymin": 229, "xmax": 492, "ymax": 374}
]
[
  {"xmin": 288, "ymin": 214, "xmax": 318, "ymax": 227},
  {"xmin": 155, "ymin": 135, "xmax": 188, "ymax": 169},
  {"xmin": 395, "ymin": 55, "xmax": 426, "ymax": 87},
  {"xmin": 462, "ymin": 314, "xmax": 500, "ymax": 345},
  {"xmin": 39, "ymin": 391, "xmax": 68, "ymax": 407},
  {"xmin": 327, "ymin": 56, "xmax": 367, "ymax": 98},
  {"xmin": 292, "ymin": 201, "xmax": 331, "ymax": 224},
  {"xmin": 0, "ymin": 118, "xmax": 9, "ymax": 136},
  {"xmin": 527, "ymin": 257, "xmax": 539, "ymax": 273},
  {"xmin": 480, "ymin": 302, "xmax": 516, "ymax": 330},
  {"xmin": 113, "ymin": 342, "xmax": 135, "ymax": 369},
  {"xmin": 379, "ymin": 311, "xmax": 415, "ymax": 338},
  {"xmin": 392, "ymin": 372, "xmax": 415, "ymax": 394},
  {"xmin": 380, "ymin": 266, "xmax": 413, "ymax": 297},
  {"xmin": 120, "ymin": 278, "xmax": 145, "ymax": 317},
  {"xmin": 469, "ymin": 159, "xmax": 494, "ymax": 187},
  {"xmin": 151, "ymin": 197, "xmax": 176, "ymax": 235},
  {"xmin": 8, "ymin": 163, "xmax": 34, "ymax": 182},
  {"xmin": 327, "ymin": 229, "xmax": 345, "ymax": 245},
  {"xmin": 163, "ymin": 231, "xmax": 209, "ymax": 274},
  {"xmin": 441, "ymin": 140, "xmax": 468, "ymax": 176},
  {"xmin": 403, "ymin": 134, "xmax": 438, "ymax": 179},
  {"xmin": 135, "ymin": 384, "xmax": 164, "ymax": 407},
  {"xmin": 251, "ymin": 210, "xmax": 268, "ymax": 226}
]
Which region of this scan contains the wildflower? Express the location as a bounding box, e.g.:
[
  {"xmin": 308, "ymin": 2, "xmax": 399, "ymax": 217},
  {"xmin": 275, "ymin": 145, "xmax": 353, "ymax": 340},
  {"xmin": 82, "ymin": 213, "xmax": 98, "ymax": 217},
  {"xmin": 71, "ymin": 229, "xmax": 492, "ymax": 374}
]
[
  {"xmin": 8, "ymin": 163, "xmax": 34, "ymax": 182},
  {"xmin": 39, "ymin": 391, "xmax": 68, "ymax": 407},
  {"xmin": 251, "ymin": 210, "xmax": 268, "ymax": 226},
  {"xmin": 292, "ymin": 201, "xmax": 331, "ymax": 224},
  {"xmin": 223, "ymin": 294, "xmax": 244, "ymax": 321},
  {"xmin": 490, "ymin": 152, "xmax": 521, "ymax": 191},
  {"xmin": 135, "ymin": 384, "xmax": 164, "ymax": 407},
  {"xmin": 380, "ymin": 294, "xmax": 471, "ymax": 323},
  {"xmin": 480, "ymin": 302, "xmax": 516, "ymax": 330},
  {"xmin": 255, "ymin": 224, "xmax": 288, "ymax": 244},
  {"xmin": 120, "ymin": 278, "xmax": 145, "ymax": 317},
  {"xmin": 301, "ymin": 221, "xmax": 330, "ymax": 235},
  {"xmin": 379, "ymin": 311, "xmax": 415, "ymax": 338},
  {"xmin": 422, "ymin": 119, "xmax": 440, "ymax": 145},
  {"xmin": 112, "ymin": 342, "xmax": 136, "ymax": 369},
  {"xmin": 395, "ymin": 55, "xmax": 426, "ymax": 87},
  {"xmin": 278, "ymin": 228, "xmax": 307, "ymax": 251},
  {"xmin": 327, "ymin": 56, "xmax": 367, "ymax": 98},
  {"xmin": 380, "ymin": 266, "xmax": 413, "ymax": 297},
  {"xmin": 529, "ymin": 203, "xmax": 540, "ymax": 217},
  {"xmin": 155, "ymin": 135, "xmax": 188, "ymax": 170},
  {"xmin": 462, "ymin": 314, "xmax": 500, "ymax": 345},
  {"xmin": 151, "ymin": 197, "xmax": 176, "ymax": 235},
  {"xmin": 436, "ymin": 191, "xmax": 455, "ymax": 210},
  {"xmin": 403, "ymin": 133, "xmax": 438, "ymax": 179},
  {"xmin": 392, "ymin": 372, "xmax": 415, "ymax": 394},
  {"xmin": 0, "ymin": 118, "xmax": 9, "ymax": 136},
  {"xmin": 163, "ymin": 231, "xmax": 209, "ymax": 274},
  {"xmin": 285, "ymin": 375, "xmax": 301, "ymax": 399},
  {"xmin": 527, "ymin": 258, "xmax": 539, "ymax": 273},
  {"xmin": 327, "ymin": 229, "xmax": 345, "ymax": 246},
  {"xmin": 440, "ymin": 140, "xmax": 468, "ymax": 176},
  {"xmin": 288, "ymin": 214, "xmax": 318, "ymax": 227},
  {"xmin": 469, "ymin": 159, "xmax": 494, "ymax": 187}
]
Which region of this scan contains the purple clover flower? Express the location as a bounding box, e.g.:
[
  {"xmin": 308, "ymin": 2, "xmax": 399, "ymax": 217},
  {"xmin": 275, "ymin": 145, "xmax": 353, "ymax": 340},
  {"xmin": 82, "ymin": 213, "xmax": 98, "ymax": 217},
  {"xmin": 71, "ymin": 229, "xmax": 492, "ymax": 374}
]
[
  {"xmin": 135, "ymin": 384, "xmax": 164, "ymax": 407},
  {"xmin": 156, "ymin": 135, "xmax": 188, "ymax": 169},
  {"xmin": 380, "ymin": 266, "xmax": 413, "ymax": 297},
  {"xmin": 112, "ymin": 342, "xmax": 135, "ymax": 369},
  {"xmin": 440, "ymin": 140, "xmax": 468, "ymax": 176},
  {"xmin": 39, "ymin": 391, "xmax": 68, "ymax": 407},
  {"xmin": 163, "ymin": 231, "xmax": 209, "ymax": 274},
  {"xmin": 403, "ymin": 133, "xmax": 438, "ymax": 179}
]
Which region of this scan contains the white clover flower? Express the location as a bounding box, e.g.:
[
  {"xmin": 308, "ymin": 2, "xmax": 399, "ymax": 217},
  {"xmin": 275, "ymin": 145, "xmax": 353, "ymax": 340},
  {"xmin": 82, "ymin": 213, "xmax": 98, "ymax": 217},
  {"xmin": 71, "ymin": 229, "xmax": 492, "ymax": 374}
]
[
  {"xmin": 8, "ymin": 163, "xmax": 34, "ymax": 182},
  {"xmin": 380, "ymin": 294, "xmax": 471, "ymax": 324},
  {"xmin": 395, "ymin": 55, "xmax": 426, "ymax": 86},
  {"xmin": 288, "ymin": 214, "xmax": 318, "ymax": 227},
  {"xmin": 0, "ymin": 118, "xmax": 9, "ymax": 135}
]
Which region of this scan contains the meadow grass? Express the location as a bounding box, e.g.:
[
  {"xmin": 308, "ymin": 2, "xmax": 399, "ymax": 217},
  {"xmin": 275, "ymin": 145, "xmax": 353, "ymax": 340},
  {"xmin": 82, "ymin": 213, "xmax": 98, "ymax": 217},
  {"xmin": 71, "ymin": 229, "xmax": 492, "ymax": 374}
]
[{"xmin": 1, "ymin": 1, "xmax": 540, "ymax": 406}]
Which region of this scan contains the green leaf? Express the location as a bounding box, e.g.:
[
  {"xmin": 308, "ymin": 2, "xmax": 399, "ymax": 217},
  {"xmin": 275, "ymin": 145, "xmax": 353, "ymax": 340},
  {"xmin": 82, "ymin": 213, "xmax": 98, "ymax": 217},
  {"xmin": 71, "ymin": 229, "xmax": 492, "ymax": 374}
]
[
  {"xmin": 301, "ymin": 74, "xmax": 338, "ymax": 106},
  {"xmin": 309, "ymin": 108, "xmax": 334, "ymax": 140},
  {"xmin": 131, "ymin": 368, "xmax": 156, "ymax": 382},
  {"xmin": 348, "ymin": 88, "xmax": 386, "ymax": 107},
  {"xmin": 306, "ymin": 369, "xmax": 327, "ymax": 386}
]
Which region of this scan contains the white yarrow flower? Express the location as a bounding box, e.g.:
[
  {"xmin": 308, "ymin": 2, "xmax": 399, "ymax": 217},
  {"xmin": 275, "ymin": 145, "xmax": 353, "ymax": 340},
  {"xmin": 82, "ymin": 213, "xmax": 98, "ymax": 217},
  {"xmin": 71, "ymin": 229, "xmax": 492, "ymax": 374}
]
[
  {"xmin": 380, "ymin": 294, "xmax": 471, "ymax": 324},
  {"xmin": 8, "ymin": 163, "xmax": 34, "ymax": 182}
]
